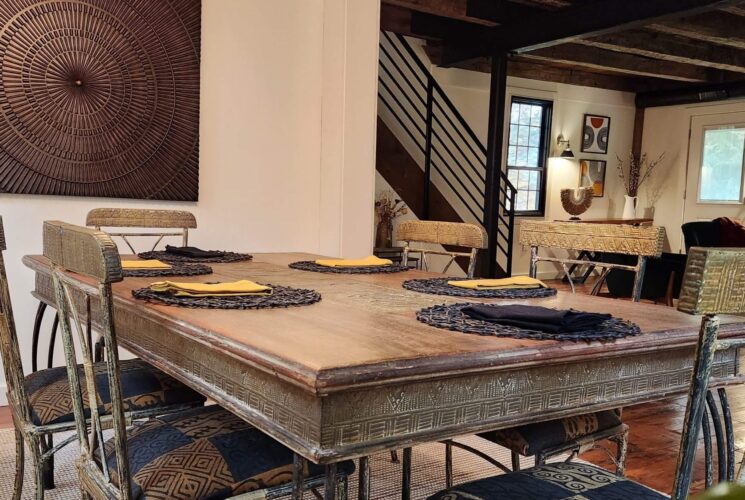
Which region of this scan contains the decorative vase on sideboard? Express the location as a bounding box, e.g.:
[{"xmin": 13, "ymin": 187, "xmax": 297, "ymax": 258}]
[
  {"xmin": 622, "ymin": 195, "xmax": 637, "ymax": 220},
  {"xmin": 375, "ymin": 220, "xmax": 393, "ymax": 248}
]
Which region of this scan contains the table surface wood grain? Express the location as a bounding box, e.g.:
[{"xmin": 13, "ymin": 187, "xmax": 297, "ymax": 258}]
[{"xmin": 22, "ymin": 252, "xmax": 745, "ymax": 461}]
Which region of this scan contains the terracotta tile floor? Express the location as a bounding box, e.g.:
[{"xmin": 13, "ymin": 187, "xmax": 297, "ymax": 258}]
[{"xmin": 0, "ymin": 278, "xmax": 741, "ymax": 496}]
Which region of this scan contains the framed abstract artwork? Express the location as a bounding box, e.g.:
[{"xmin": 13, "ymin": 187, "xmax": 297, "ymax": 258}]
[
  {"xmin": 579, "ymin": 159, "xmax": 607, "ymax": 197},
  {"xmin": 0, "ymin": 0, "xmax": 201, "ymax": 200},
  {"xmin": 581, "ymin": 114, "xmax": 611, "ymax": 154}
]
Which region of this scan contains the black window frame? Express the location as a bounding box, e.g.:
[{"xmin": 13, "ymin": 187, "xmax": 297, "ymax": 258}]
[{"xmin": 505, "ymin": 96, "xmax": 553, "ymax": 217}]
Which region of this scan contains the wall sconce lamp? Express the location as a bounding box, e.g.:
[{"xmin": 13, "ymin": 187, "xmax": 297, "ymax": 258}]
[{"xmin": 554, "ymin": 134, "xmax": 575, "ymax": 159}]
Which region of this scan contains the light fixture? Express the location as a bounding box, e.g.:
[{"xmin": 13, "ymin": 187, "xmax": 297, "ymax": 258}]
[{"xmin": 554, "ymin": 134, "xmax": 575, "ymax": 159}]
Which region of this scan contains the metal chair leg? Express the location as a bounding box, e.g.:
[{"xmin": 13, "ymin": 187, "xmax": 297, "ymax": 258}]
[
  {"xmin": 324, "ymin": 463, "xmax": 337, "ymax": 500},
  {"xmin": 31, "ymin": 436, "xmax": 45, "ymax": 500},
  {"xmin": 335, "ymin": 473, "xmax": 348, "ymax": 500},
  {"xmin": 13, "ymin": 428, "xmax": 24, "ymax": 500},
  {"xmin": 41, "ymin": 434, "xmax": 54, "ymax": 490},
  {"xmin": 511, "ymin": 450, "xmax": 521, "ymax": 471},
  {"xmin": 614, "ymin": 428, "xmax": 629, "ymax": 477},
  {"xmin": 390, "ymin": 450, "xmax": 399, "ymax": 463},
  {"xmin": 358, "ymin": 456, "xmax": 370, "ymax": 500},
  {"xmin": 292, "ymin": 454, "xmax": 305, "ymax": 500},
  {"xmin": 402, "ymin": 447, "xmax": 412, "ymax": 500},
  {"xmin": 445, "ymin": 441, "xmax": 453, "ymax": 488},
  {"xmin": 31, "ymin": 302, "xmax": 47, "ymax": 372}
]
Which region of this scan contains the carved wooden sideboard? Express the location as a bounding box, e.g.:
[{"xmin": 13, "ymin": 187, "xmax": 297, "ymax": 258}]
[{"xmin": 23, "ymin": 253, "xmax": 745, "ymax": 467}]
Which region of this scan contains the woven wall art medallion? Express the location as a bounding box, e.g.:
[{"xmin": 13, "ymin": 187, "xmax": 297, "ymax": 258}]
[{"xmin": 0, "ymin": 0, "xmax": 201, "ymax": 200}]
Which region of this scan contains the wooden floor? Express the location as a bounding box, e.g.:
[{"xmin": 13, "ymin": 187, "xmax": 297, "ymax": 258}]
[{"xmin": 0, "ymin": 279, "xmax": 741, "ymax": 496}]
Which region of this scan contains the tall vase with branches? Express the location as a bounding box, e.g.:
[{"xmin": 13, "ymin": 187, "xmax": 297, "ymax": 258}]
[
  {"xmin": 375, "ymin": 190, "xmax": 408, "ymax": 248},
  {"xmin": 616, "ymin": 152, "xmax": 665, "ymax": 219}
]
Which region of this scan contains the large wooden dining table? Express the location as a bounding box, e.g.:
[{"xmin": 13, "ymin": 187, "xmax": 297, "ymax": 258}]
[{"xmin": 23, "ymin": 252, "xmax": 745, "ymax": 495}]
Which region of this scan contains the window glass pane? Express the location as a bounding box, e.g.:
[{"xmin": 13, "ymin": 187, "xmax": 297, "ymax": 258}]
[
  {"xmin": 529, "ymin": 126, "xmax": 541, "ymax": 147},
  {"xmin": 527, "ymin": 147, "xmax": 539, "ymax": 167},
  {"xmin": 530, "ymin": 105, "xmax": 543, "ymax": 126},
  {"xmin": 516, "ymin": 189, "xmax": 528, "ymax": 211},
  {"xmin": 516, "ymin": 146, "xmax": 528, "ymax": 166},
  {"xmin": 509, "ymin": 125, "xmax": 517, "ymax": 146},
  {"xmin": 517, "ymin": 169, "xmax": 530, "ymax": 190},
  {"xmin": 510, "ymin": 103, "xmax": 520, "ymax": 124},
  {"xmin": 527, "ymin": 190, "xmax": 537, "ymax": 211},
  {"xmin": 529, "ymin": 171, "xmax": 539, "ymax": 190},
  {"xmin": 519, "ymin": 104, "xmax": 531, "ymax": 125},
  {"xmin": 507, "ymin": 146, "xmax": 517, "ymax": 165},
  {"xmin": 517, "ymin": 125, "xmax": 530, "ymax": 146},
  {"xmin": 700, "ymin": 127, "xmax": 745, "ymax": 202}
]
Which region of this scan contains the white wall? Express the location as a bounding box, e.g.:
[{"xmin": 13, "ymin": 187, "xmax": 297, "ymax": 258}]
[
  {"xmin": 376, "ymin": 43, "xmax": 637, "ymax": 277},
  {"xmin": 0, "ymin": 0, "xmax": 380, "ymax": 403},
  {"xmin": 641, "ymin": 99, "xmax": 745, "ymax": 252}
]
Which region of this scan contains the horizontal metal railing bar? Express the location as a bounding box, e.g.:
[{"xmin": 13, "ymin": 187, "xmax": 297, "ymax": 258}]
[
  {"xmin": 431, "ymin": 132, "xmax": 486, "ymax": 198},
  {"xmin": 431, "ymin": 112, "xmax": 487, "ymax": 183},
  {"xmin": 431, "ymin": 146, "xmax": 484, "ymax": 208},
  {"xmin": 379, "ymin": 44, "xmax": 427, "ymax": 106},
  {"xmin": 378, "ymin": 95, "xmax": 426, "ymax": 155},
  {"xmin": 432, "ymin": 98, "xmax": 488, "ymax": 170},
  {"xmin": 378, "ymin": 78, "xmax": 426, "ymax": 140},
  {"xmin": 383, "ymin": 31, "xmax": 428, "ymax": 89},
  {"xmin": 429, "ymin": 163, "xmax": 482, "ymax": 222},
  {"xmin": 378, "ymin": 62, "xmax": 427, "ymax": 123}
]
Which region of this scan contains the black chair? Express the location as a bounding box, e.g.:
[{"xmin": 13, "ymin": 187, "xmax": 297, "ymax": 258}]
[
  {"xmin": 682, "ymin": 221, "xmax": 721, "ymax": 251},
  {"xmin": 427, "ymin": 246, "xmax": 745, "ymax": 500}
]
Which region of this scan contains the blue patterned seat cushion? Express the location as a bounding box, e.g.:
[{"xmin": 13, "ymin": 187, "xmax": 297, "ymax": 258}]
[
  {"xmin": 479, "ymin": 410, "xmax": 623, "ymax": 456},
  {"xmin": 427, "ymin": 462, "xmax": 665, "ymax": 499},
  {"xmin": 25, "ymin": 359, "xmax": 206, "ymax": 426},
  {"xmin": 99, "ymin": 405, "xmax": 355, "ymax": 500}
]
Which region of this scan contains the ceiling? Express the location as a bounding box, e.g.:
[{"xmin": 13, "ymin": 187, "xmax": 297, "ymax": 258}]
[{"xmin": 380, "ymin": 0, "xmax": 745, "ymax": 95}]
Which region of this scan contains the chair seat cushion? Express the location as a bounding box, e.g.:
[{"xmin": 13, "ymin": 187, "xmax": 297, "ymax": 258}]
[
  {"xmin": 427, "ymin": 462, "xmax": 665, "ymax": 500},
  {"xmin": 25, "ymin": 358, "xmax": 206, "ymax": 426},
  {"xmin": 100, "ymin": 405, "xmax": 355, "ymax": 500},
  {"xmin": 479, "ymin": 410, "xmax": 623, "ymax": 456}
]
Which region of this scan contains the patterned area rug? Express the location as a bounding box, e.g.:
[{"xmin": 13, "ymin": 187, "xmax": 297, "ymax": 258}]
[{"xmin": 0, "ymin": 428, "xmax": 586, "ymax": 499}]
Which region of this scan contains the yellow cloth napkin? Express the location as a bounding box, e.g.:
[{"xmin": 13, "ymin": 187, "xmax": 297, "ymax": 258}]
[
  {"xmin": 121, "ymin": 260, "xmax": 172, "ymax": 270},
  {"xmin": 448, "ymin": 276, "xmax": 547, "ymax": 290},
  {"xmin": 315, "ymin": 255, "xmax": 393, "ymax": 267},
  {"xmin": 149, "ymin": 280, "xmax": 272, "ymax": 297}
]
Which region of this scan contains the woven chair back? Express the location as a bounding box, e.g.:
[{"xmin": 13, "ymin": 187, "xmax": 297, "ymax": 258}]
[{"xmin": 86, "ymin": 208, "xmax": 197, "ymax": 253}]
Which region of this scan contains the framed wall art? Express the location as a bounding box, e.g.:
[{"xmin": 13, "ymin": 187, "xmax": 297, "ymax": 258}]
[
  {"xmin": 579, "ymin": 159, "xmax": 607, "ymax": 197},
  {"xmin": 581, "ymin": 114, "xmax": 611, "ymax": 154},
  {"xmin": 0, "ymin": 0, "xmax": 201, "ymax": 201}
]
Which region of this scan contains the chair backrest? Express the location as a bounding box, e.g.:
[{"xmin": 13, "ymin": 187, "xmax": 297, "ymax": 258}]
[
  {"xmin": 672, "ymin": 247, "xmax": 745, "ymax": 499},
  {"xmin": 86, "ymin": 208, "xmax": 197, "ymax": 253},
  {"xmin": 0, "ymin": 217, "xmax": 32, "ymax": 424},
  {"xmin": 682, "ymin": 220, "xmax": 720, "ymax": 251},
  {"xmin": 520, "ymin": 221, "xmax": 665, "ymax": 257},
  {"xmin": 397, "ymin": 220, "xmax": 488, "ymax": 278},
  {"xmin": 44, "ymin": 220, "xmax": 133, "ymax": 499}
]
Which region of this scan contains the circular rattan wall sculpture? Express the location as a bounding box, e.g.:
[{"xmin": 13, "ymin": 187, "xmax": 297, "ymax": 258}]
[{"xmin": 0, "ymin": 0, "xmax": 201, "ymax": 200}]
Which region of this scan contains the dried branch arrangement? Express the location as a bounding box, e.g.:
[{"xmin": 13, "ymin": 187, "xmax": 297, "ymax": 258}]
[
  {"xmin": 616, "ymin": 152, "xmax": 665, "ymax": 197},
  {"xmin": 375, "ymin": 190, "xmax": 408, "ymax": 223}
]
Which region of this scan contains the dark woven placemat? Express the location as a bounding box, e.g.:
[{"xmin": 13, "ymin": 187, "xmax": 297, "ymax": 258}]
[
  {"xmin": 403, "ymin": 278, "xmax": 557, "ymax": 299},
  {"xmin": 138, "ymin": 250, "xmax": 253, "ymax": 264},
  {"xmin": 289, "ymin": 261, "xmax": 409, "ymax": 274},
  {"xmin": 131, "ymin": 284, "xmax": 321, "ymax": 309},
  {"xmin": 123, "ymin": 263, "xmax": 213, "ymax": 278},
  {"xmin": 416, "ymin": 303, "xmax": 640, "ymax": 342}
]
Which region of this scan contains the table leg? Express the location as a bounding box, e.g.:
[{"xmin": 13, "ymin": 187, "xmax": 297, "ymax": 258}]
[
  {"xmin": 358, "ymin": 456, "xmax": 370, "ymax": 500},
  {"xmin": 323, "ymin": 463, "xmax": 338, "ymax": 500},
  {"xmin": 631, "ymin": 256, "xmax": 647, "ymax": 302},
  {"xmin": 31, "ymin": 302, "xmax": 47, "ymax": 372},
  {"xmin": 292, "ymin": 454, "xmax": 305, "ymax": 500},
  {"xmin": 401, "ymin": 447, "xmax": 412, "ymax": 500}
]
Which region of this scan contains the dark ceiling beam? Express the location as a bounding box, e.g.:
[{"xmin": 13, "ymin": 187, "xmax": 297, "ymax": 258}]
[
  {"xmin": 507, "ymin": 60, "xmax": 652, "ymax": 93},
  {"xmin": 497, "ymin": 0, "xmax": 745, "ymax": 53},
  {"xmin": 720, "ymin": 5, "xmax": 745, "ymax": 15},
  {"xmin": 518, "ymin": 43, "xmax": 717, "ymax": 82},
  {"xmin": 636, "ymin": 79, "xmax": 745, "ymax": 107},
  {"xmin": 577, "ymin": 29, "xmax": 745, "ymax": 74},
  {"xmin": 380, "ymin": 0, "xmax": 496, "ymax": 26},
  {"xmin": 649, "ymin": 11, "xmax": 745, "ymax": 50},
  {"xmin": 464, "ymin": 0, "xmax": 543, "ymax": 24}
]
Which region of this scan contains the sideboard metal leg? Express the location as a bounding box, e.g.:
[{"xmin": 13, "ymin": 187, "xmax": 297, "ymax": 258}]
[
  {"xmin": 719, "ymin": 388, "xmax": 735, "ymax": 481},
  {"xmin": 706, "ymin": 390, "xmax": 726, "ymax": 482},
  {"xmin": 323, "ymin": 463, "xmax": 337, "ymax": 500}
]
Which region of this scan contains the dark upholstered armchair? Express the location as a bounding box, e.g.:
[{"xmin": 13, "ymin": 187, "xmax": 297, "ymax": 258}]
[
  {"xmin": 597, "ymin": 252, "xmax": 687, "ymax": 306},
  {"xmin": 681, "ymin": 221, "xmax": 721, "ymax": 251}
]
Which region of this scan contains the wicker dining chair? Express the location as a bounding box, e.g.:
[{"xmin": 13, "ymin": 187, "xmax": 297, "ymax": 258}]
[
  {"xmin": 44, "ymin": 220, "xmax": 354, "ymax": 500},
  {"xmin": 0, "ymin": 217, "xmax": 206, "ymax": 500},
  {"xmin": 397, "ymin": 220, "xmax": 488, "ymax": 278},
  {"xmin": 85, "ymin": 207, "xmax": 197, "ymax": 254},
  {"xmin": 428, "ymin": 246, "xmax": 745, "ymax": 500}
]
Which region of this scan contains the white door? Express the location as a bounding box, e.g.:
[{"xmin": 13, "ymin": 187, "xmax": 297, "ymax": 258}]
[{"xmin": 683, "ymin": 113, "xmax": 745, "ymax": 227}]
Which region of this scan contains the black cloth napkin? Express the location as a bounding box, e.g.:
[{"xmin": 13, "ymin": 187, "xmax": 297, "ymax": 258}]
[
  {"xmin": 461, "ymin": 304, "xmax": 611, "ymax": 333},
  {"xmin": 165, "ymin": 245, "xmax": 226, "ymax": 259}
]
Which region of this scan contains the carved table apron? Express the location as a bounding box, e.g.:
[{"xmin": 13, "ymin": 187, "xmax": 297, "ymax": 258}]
[{"xmin": 23, "ymin": 252, "xmax": 745, "ymax": 464}]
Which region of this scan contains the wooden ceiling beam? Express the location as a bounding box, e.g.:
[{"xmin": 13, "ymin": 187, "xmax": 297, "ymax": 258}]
[
  {"xmin": 649, "ymin": 11, "xmax": 745, "ymax": 50},
  {"xmin": 519, "ymin": 43, "xmax": 718, "ymax": 82},
  {"xmin": 464, "ymin": 0, "xmax": 544, "ymax": 24},
  {"xmin": 380, "ymin": 0, "xmax": 496, "ymax": 26},
  {"xmin": 577, "ymin": 29, "xmax": 745, "ymax": 74}
]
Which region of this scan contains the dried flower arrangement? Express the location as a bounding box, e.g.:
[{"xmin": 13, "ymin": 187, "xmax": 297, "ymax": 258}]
[
  {"xmin": 375, "ymin": 190, "xmax": 408, "ymax": 248},
  {"xmin": 615, "ymin": 152, "xmax": 665, "ymax": 197},
  {"xmin": 375, "ymin": 190, "xmax": 408, "ymax": 223}
]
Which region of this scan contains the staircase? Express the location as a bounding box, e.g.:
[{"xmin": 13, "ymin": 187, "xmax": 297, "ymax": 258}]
[{"xmin": 377, "ymin": 31, "xmax": 516, "ymax": 277}]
